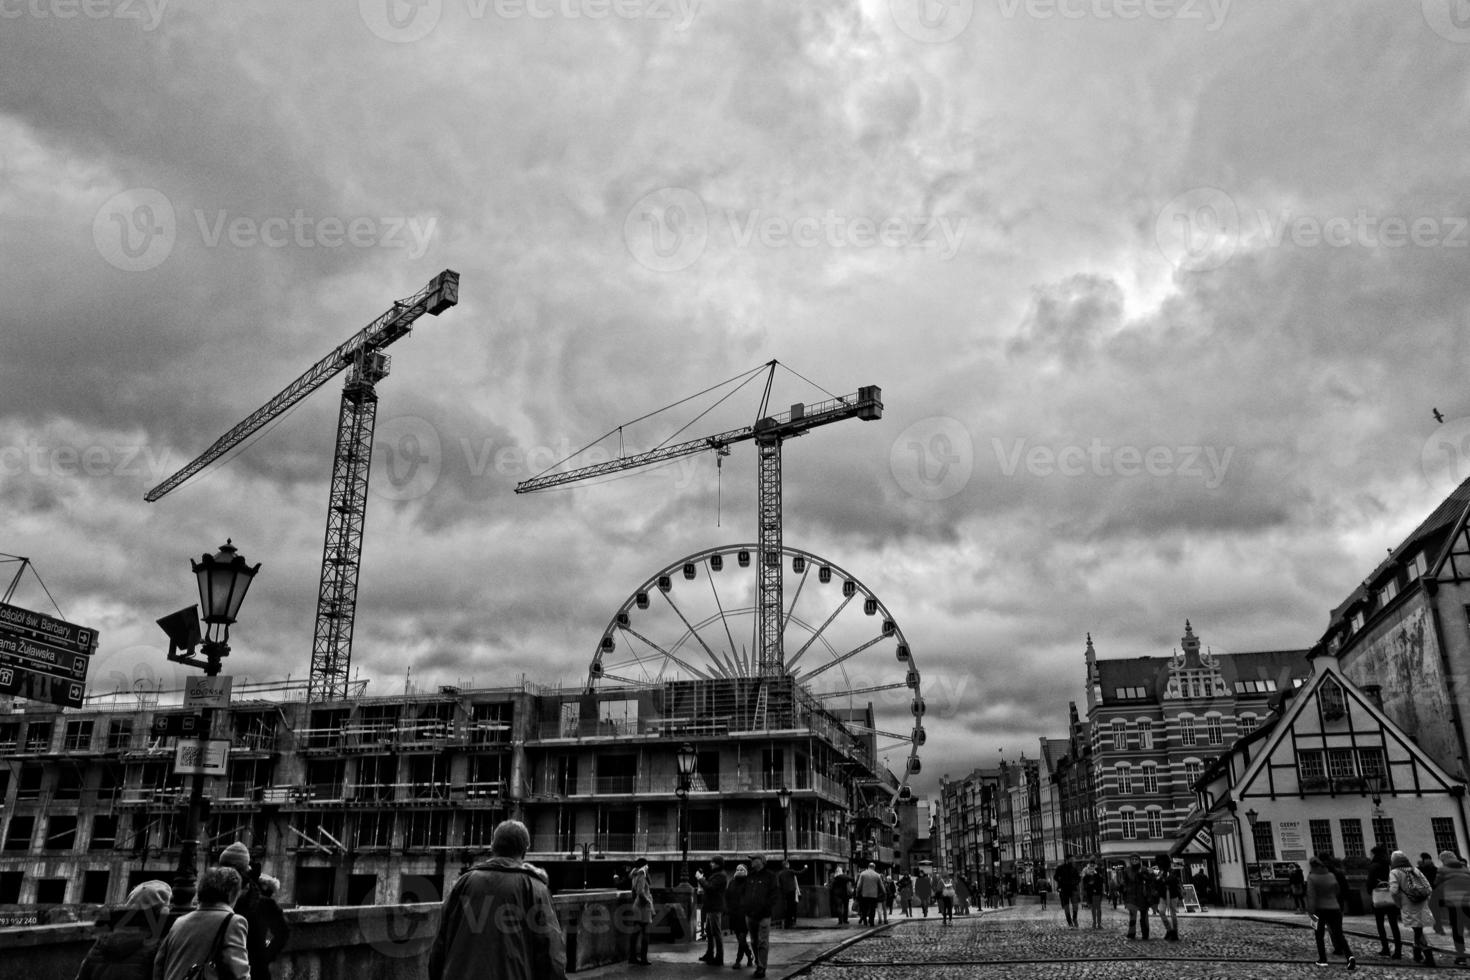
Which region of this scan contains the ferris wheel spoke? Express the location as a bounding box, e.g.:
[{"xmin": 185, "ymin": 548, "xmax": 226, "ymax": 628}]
[
  {"xmin": 780, "ymin": 565, "xmax": 811, "ymax": 657},
  {"xmin": 623, "ymin": 623, "xmax": 716, "ymax": 682},
  {"xmin": 658, "ymin": 585, "xmax": 728, "ymax": 678},
  {"xmin": 843, "ymin": 723, "xmax": 913, "ymax": 741},
  {"xmin": 795, "ymin": 633, "xmax": 885, "ymax": 685},
  {"xmin": 784, "ymin": 593, "xmax": 854, "ymax": 674},
  {"xmin": 705, "ymin": 559, "xmax": 743, "ymax": 674}
]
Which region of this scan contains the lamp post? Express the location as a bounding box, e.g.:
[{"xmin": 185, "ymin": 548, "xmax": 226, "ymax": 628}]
[
  {"xmin": 1366, "ymin": 774, "xmax": 1385, "ymax": 817},
  {"xmin": 167, "ymin": 540, "xmax": 259, "ymax": 914},
  {"xmin": 777, "ymin": 785, "xmax": 792, "ymax": 863},
  {"xmin": 569, "ymin": 841, "xmax": 600, "ymax": 889},
  {"xmin": 676, "ymin": 742, "xmax": 697, "ymax": 885}
]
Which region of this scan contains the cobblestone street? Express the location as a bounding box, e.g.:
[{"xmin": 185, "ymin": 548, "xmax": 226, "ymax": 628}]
[{"xmin": 807, "ymin": 904, "xmax": 1460, "ymax": 979}]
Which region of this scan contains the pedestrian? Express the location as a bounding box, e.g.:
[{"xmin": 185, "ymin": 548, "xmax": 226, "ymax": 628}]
[
  {"xmin": 76, "ymin": 880, "xmax": 171, "ymax": 980},
  {"xmin": 898, "ymin": 873, "xmax": 913, "ymax": 916},
  {"xmin": 855, "ymin": 861, "xmax": 884, "ymax": 926},
  {"xmin": 727, "ymin": 864, "xmax": 752, "ymax": 969},
  {"xmin": 1369, "ymin": 843, "xmax": 1404, "ymax": 958},
  {"xmin": 882, "ymin": 872, "xmax": 895, "ymax": 922},
  {"xmin": 1288, "ymin": 863, "xmax": 1307, "ymax": 913},
  {"xmin": 915, "ymin": 867, "xmax": 933, "ymax": 917},
  {"xmin": 697, "ymin": 857, "xmax": 728, "ymax": 966},
  {"xmin": 217, "ymin": 844, "xmax": 289, "ymax": 980},
  {"xmin": 954, "ymin": 874, "xmax": 971, "ymax": 916},
  {"xmin": 1325, "ymin": 856, "xmax": 1352, "ymax": 955},
  {"xmin": 1038, "ymin": 877, "xmax": 1049, "ymax": 909},
  {"xmin": 427, "ymin": 820, "xmax": 566, "ymax": 980},
  {"xmin": 1108, "ymin": 867, "xmax": 1121, "ymax": 909},
  {"xmin": 626, "ymin": 858, "xmax": 654, "ymax": 967},
  {"xmin": 152, "ymin": 866, "xmax": 251, "ymax": 980},
  {"xmin": 1391, "ymin": 849, "xmax": 1437, "ymax": 966},
  {"xmin": 1435, "ymin": 850, "xmax": 1470, "ymax": 966},
  {"xmin": 829, "ymin": 868, "xmax": 852, "ymax": 926},
  {"xmin": 776, "ymin": 860, "xmax": 800, "ymax": 929},
  {"xmin": 1122, "ymin": 853, "xmax": 1152, "ymax": 941},
  {"xmin": 1081, "ymin": 861, "xmax": 1105, "ymax": 928},
  {"xmin": 938, "ymin": 874, "xmax": 956, "ymax": 925},
  {"xmin": 1191, "ymin": 868, "xmax": 1212, "ymax": 908},
  {"xmin": 1054, "ymin": 856, "xmax": 1080, "ymax": 927},
  {"xmin": 1305, "ymin": 854, "xmax": 1356, "ymax": 969},
  {"xmin": 1153, "ymin": 854, "xmax": 1181, "ymax": 942},
  {"xmin": 742, "ymin": 854, "xmax": 780, "ymax": 979},
  {"xmin": 1422, "ymin": 852, "xmax": 1446, "ymax": 935}
]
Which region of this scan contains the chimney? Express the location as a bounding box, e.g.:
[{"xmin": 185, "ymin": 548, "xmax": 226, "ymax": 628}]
[{"xmin": 1362, "ymin": 684, "xmax": 1384, "ymax": 710}]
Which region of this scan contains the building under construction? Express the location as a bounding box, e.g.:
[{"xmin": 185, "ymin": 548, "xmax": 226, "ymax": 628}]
[{"xmin": 0, "ymin": 673, "xmax": 904, "ymax": 913}]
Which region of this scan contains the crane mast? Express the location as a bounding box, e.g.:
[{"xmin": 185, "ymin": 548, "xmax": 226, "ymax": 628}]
[
  {"xmin": 145, "ymin": 270, "xmax": 460, "ymax": 702},
  {"xmin": 515, "ymin": 372, "xmax": 882, "ymax": 677}
]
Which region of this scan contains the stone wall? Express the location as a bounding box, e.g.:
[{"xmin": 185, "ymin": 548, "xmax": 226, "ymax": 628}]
[{"xmin": 0, "ymin": 890, "xmax": 665, "ymax": 980}]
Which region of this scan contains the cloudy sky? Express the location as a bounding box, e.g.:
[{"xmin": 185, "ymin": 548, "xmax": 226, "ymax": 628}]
[{"xmin": 2, "ymin": 0, "xmax": 1469, "ymax": 797}]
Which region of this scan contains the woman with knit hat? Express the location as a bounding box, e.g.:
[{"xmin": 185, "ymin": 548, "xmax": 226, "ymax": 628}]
[
  {"xmin": 1434, "ymin": 850, "xmax": 1470, "ymax": 966},
  {"xmin": 74, "ymin": 880, "xmax": 172, "ymax": 980},
  {"xmin": 218, "ymin": 842, "xmax": 289, "ymax": 979},
  {"xmin": 1391, "ymin": 849, "xmax": 1438, "ymax": 966}
]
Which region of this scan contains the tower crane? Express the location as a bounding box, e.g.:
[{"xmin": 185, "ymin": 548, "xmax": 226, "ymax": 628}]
[
  {"xmin": 514, "ymin": 361, "xmax": 882, "ymax": 677},
  {"xmin": 145, "ymin": 269, "xmax": 460, "ymax": 703}
]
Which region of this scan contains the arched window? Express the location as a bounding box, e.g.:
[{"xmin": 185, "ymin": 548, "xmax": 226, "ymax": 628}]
[
  {"xmin": 1119, "ymin": 807, "xmax": 1137, "ymax": 840},
  {"xmin": 1116, "ymin": 764, "xmax": 1133, "ymax": 794},
  {"xmin": 1111, "ymin": 719, "xmax": 1128, "ymax": 751},
  {"xmin": 1204, "ymin": 713, "xmax": 1223, "ymax": 745},
  {"xmin": 1178, "ymin": 714, "xmax": 1197, "ymax": 747},
  {"xmin": 1141, "ymin": 762, "xmax": 1159, "ymax": 794},
  {"xmin": 1145, "ymin": 807, "xmax": 1164, "ymax": 839},
  {"xmin": 1135, "ymin": 718, "xmax": 1153, "ymax": 749}
]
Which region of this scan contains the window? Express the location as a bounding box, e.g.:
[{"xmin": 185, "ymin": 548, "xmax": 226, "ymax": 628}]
[
  {"xmin": 1252, "ymin": 820, "xmax": 1276, "ymax": 860},
  {"xmin": 1120, "ymin": 809, "xmax": 1137, "ymax": 839},
  {"xmin": 1135, "ymin": 719, "xmax": 1152, "ymax": 749},
  {"xmin": 106, "ymin": 719, "xmax": 133, "ymax": 750},
  {"xmin": 1358, "ymin": 749, "xmax": 1386, "ymax": 780},
  {"xmin": 1205, "ymin": 716, "xmax": 1223, "ymax": 745},
  {"xmin": 62, "ymin": 720, "xmax": 93, "ymax": 751},
  {"xmin": 1351, "ymin": 611, "xmax": 1365, "ymax": 632},
  {"xmin": 1328, "ymin": 749, "xmax": 1357, "ymax": 780},
  {"xmin": 0, "ymin": 722, "xmax": 17, "ymax": 750},
  {"xmin": 4, "ymin": 815, "xmax": 35, "ymax": 852},
  {"xmin": 1320, "ymin": 679, "xmax": 1347, "ymax": 720},
  {"xmin": 24, "ymin": 722, "xmax": 52, "ymax": 752},
  {"xmin": 1414, "ymin": 551, "xmax": 1428, "ymax": 578},
  {"xmin": 1372, "ymin": 817, "xmax": 1398, "ymax": 851},
  {"xmin": 1114, "ymin": 686, "xmax": 1146, "ymax": 700},
  {"xmin": 1382, "ymin": 578, "xmax": 1399, "ymax": 604},
  {"xmin": 90, "ymin": 815, "xmax": 118, "ymax": 851},
  {"xmin": 1141, "ymin": 763, "xmax": 1159, "ymax": 794},
  {"xmin": 1179, "ymin": 716, "xmax": 1196, "ymax": 746},
  {"xmin": 1146, "ymin": 809, "xmax": 1164, "ymax": 839},
  {"xmin": 1340, "ymin": 819, "xmax": 1365, "ymax": 858},
  {"xmin": 44, "ymin": 816, "xmax": 78, "ymax": 851},
  {"xmin": 1310, "ymin": 819, "xmax": 1334, "ymax": 857},
  {"xmin": 1112, "ymin": 720, "xmax": 1128, "ymax": 751},
  {"xmin": 1239, "ymin": 713, "xmax": 1258, "ymax": 734},
  {"xmin": 1184, "ymin": 760, "xmax": 1203, "ymax": 786},
  {"xmin": 1234, "ymin": 679, "xmax": 1278, "ymax": 694},
  {"xmin": 16, "ymin": 764, "xmax": 43, "ymax": 801},
  {"xmin": 1433, "ymin": 817, "xmax": 1458, "ymax": 857},
  {"xmin": 1299, "ymin": 750, "xmax": 1326, "ymax": 782},
  {"xmin": 1116, "ymin": 764, "xmax": 1133, "ymax": 794}
]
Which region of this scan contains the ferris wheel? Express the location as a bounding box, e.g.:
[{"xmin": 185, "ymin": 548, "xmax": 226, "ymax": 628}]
[{"xmin": 588, "ymin": 543, "xmax": 925, "ymax": 791}]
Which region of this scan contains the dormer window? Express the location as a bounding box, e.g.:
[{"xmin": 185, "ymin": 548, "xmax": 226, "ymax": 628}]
[
  {"xmin": 1382, "ymin": 578, "xmax": 1399, "ymax": 604},
  {"xmin": 1350, "ymin": 611, "xmax": 1365, "ymax": 633},
  {"xmin": 1320, "ymin": 677, "xmax": 1346, "ymax": 720},
  {"xmin": 1413, "ymin": 551, "xmax": 1429, "ymax": 579}
]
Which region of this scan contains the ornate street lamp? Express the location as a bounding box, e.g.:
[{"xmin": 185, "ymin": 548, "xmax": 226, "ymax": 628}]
[
  {"xmin": 676, "ymin": 742, "xmax": 697, "ymax": 885},
  {"xmin": 168, "ymin": 540, "xmax": 259, "ymax": 914},
  {"xmin": 777, "ymin": 785, "xmax": 792, "ymax": 863}
]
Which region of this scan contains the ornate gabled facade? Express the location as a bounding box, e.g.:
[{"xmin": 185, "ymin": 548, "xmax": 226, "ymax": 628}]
[
  {"xmin": 1184, "ymin": 653, "xmax": 1469, "ymax": 909},
  {"xmin": 1086, "ymin": 625, "xmax": 1312, "ymax": 864},
  {"xmin": 1319, "ymin": 475, "xmax": 1470, "ymax": 781}
]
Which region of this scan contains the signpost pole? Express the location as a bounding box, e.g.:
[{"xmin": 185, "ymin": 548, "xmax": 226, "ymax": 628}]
[{"xmin": 172, "ymin": 649, "xmax": 223, "ymax": 913}]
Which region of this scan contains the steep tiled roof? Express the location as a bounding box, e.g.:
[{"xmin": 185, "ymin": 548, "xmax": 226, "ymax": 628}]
[{"xmin": 1094, "ymin": 648, "xmax": 1310, "ymax": 705}]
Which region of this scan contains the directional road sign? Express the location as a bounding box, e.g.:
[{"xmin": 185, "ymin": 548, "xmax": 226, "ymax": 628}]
[
  {"xmin": 0, "ymin": 601, "xmax": 97, "ymax": 708},
  {"xmin": 0, "ymin": 665, "xmax": 84, "ymax": 709},
  {"xmin": 0, "ymin": 602, "xmax": 98, "ymax": 654}
]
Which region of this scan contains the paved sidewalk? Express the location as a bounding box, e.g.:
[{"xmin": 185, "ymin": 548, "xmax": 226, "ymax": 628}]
[{"xmin": 573, "ymin": 918, "xmax": 892, "ymax": 980}]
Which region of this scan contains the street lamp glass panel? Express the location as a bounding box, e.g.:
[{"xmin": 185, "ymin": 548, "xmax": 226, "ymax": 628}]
[
  {"xmin": 192, "ymin": 540, "xmax": 261, "ymax": 625},
  {"xmin": 676, "ymin": 742, "xmax": 697, "ymax": 777},
  {"xmin": 777, "ymin": 786, "xmax": 791, "ymax": 810}
]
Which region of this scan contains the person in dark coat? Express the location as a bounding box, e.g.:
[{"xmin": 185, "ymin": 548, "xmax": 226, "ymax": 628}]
[
  {"xmin": 1288, "ymin": 863, "xmax": 1307, "ymax": 912},
  {"xmin": 217, "ymin": 844, "xmax": 289, "ymax": 980},
  {"xmin": 426, "ymin": 820, "xmax": 566, "ymax": 980},
  {"xmin": 726, "ymin": 865, "xmax": 751, "ymax": 968},
  {"xmin": 1121, "ymin": 853, "xmax": 1151, "ymax": 940},
  {"xmin": 696, "ymin": 857, "xmax": 727, "ymax": 965},
  {"xmin": 1054, "ymin": 856, "xmax": 1080, "ymax": 927},
  {"xmin": 75, "ymin": 880, "xmax": 172, "ymax": 980},
  {"xmin": 1369, "ymin": 843, "xmax": 1404, "ymax": 958},
  {"xmin": 776, "ymin": 861, "xmax": 800, "ymax": 929},
  {"xmin": 1434, "ymin": 850, "xmax": 1470, "ymax": 966},
  {"xmin": 1422, "ymin": 852, "xmax": 1446, "ymax": 935},
  {"xmin": 829, "ymin": 869, "xmax": 852, "ymax": 925},
  {"xmin": 741, "ymin": 855, "xmax": 779, "ymax": 979}
]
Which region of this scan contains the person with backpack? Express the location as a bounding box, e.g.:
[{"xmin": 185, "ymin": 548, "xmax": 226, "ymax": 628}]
[
  {"xmin": 1391, "ymin": 849, "xmax": 1437, "ymax": 966},
  {"xmin": 938, "ymin": 874, "xmax": 956, "ymax": 925},
  {"xmin": 1306, "ymin": 855, "xmax": 1357, "ymax": 969},
  {"xmin": 152, "ymin": 867, "xmax": 251, "ymax": 980}
]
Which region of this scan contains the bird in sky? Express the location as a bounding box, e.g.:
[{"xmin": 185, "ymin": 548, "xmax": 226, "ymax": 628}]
[{"xmin": 1434, "ymin": 408, "xmax": 1445, "ymax": 423}]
